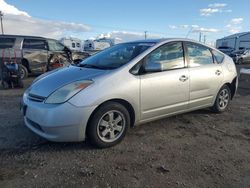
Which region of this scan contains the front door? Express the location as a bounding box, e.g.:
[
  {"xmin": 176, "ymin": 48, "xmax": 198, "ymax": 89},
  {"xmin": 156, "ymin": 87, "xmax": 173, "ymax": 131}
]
[
  {"xmin": 47, "ymin": 39, "xmax": 71, "ymax": 70},
  {"xmin": 140, "ymin": 42, "xmax": 189, "ymax": 121}
]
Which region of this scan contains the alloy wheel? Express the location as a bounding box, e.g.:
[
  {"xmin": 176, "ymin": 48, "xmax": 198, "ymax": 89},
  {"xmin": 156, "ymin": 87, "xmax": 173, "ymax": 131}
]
[
  {"xmin": 97, "ymin": 110, "xmax": 126, "ymax": 143},
  {"xmin": 218, "ymin": 88, "xmax": 230, "ymax": 110}
]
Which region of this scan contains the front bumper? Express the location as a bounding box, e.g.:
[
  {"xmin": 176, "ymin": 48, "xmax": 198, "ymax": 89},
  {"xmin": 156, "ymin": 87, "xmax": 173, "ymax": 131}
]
[{"xmin": 21, "ymin": 94, "xmax": 96, "ymax": 142}]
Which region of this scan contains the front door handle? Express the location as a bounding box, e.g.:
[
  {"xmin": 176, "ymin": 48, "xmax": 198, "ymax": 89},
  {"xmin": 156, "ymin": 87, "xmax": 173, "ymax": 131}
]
[
  {"xmin": 215, "ymin": 70, "xmax": 222, "ymax": 75},
  {"xmin": 179, "ymin": 75, "xmax": 188, "ymax": 82}
]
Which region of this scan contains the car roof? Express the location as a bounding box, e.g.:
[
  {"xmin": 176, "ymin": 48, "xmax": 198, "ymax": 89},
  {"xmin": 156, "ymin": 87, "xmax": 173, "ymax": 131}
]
[
  {"xmin": 125, "ymin": 38, "xmax": 209, "ymax": 45},
  {"xmin": 0, "ymin": 34, "xmax": 47, "ymax": 40}
]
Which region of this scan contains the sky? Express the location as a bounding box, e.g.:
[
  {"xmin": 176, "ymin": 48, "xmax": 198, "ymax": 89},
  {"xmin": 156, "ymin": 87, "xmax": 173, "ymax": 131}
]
[{"xmin": 0, "ymin": 0, "xmax": 250, "ymax": 45}]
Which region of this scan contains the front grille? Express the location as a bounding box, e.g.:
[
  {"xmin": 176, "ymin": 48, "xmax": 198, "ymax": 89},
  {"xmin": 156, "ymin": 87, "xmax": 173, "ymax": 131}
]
[
  {"xmin": 28, "ymin": 93, "xmax": 46, "ymax": 102},
  {"xmin": 26, "ymin": 118, "xmax": 44, "ymax": 132}
]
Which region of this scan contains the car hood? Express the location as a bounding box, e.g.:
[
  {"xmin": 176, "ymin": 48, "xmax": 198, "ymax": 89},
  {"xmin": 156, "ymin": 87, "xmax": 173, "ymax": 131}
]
[{"xmin": 29, "ymin": 66, "xmax": 108, "ymax": 97}]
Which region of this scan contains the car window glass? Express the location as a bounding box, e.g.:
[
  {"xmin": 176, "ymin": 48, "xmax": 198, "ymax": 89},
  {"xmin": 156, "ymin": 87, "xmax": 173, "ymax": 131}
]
[
  {"xmin": 48, "ymin": 40, "xmax": 65, "ymax": 51},
  {"xmin": 0, "ymin": 38, "xmax": 16, "ymax": 49},
  {"xmin": 72, "ymin": 43, "xmax": 76, "ymax": 48},
  {"xmin": 145, "ymin": 42, "xmax": 184, "ymax": 71},
  {"xmin": 80, "ymin": 42, "xmax": 154, "ymax": 69},
  {"xmin": 23, "ymin": 39, "xmax": 46, "ymax": 50},
  {"xmin": 212, "ymin": 50, "xmax": 224, "ymax": 64},
  {"xmin": 187, "ymin": 43, "xmax": 214, "ymax": 67},
  {"xmin": 76, "ymin": 43, "xmax": 80, "ymax": 48}
]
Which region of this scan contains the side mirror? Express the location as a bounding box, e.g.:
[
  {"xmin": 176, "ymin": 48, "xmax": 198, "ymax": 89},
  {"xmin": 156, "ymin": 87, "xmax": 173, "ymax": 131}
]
[{"xmin": 144, "ymin": 61, "xmax": 162, "ymax": 73}]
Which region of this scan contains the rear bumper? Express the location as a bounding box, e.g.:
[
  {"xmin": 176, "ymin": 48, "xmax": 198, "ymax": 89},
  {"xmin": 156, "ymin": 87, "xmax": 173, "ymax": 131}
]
[{"xmin": 21, "ymin": 94, "xmax": 96, "ymax": 142}]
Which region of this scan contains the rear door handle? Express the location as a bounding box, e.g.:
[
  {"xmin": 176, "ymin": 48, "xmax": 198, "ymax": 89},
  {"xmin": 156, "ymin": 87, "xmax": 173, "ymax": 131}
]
[
  {"xmin": 215, "ymin": 70, "xmax": 222, "ymax": 75},
  {"xmin": 179, "ymin": 75, "xmax": 188, "ymax": 82}
]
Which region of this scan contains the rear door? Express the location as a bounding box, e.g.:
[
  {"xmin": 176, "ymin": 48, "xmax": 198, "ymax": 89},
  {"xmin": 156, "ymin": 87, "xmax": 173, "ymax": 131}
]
[
  {"xmin": 185, "ymin": 42, "xmax": 224, "ymax": 109},
  {"xmin": 22, "ymin": 38, "xmax": 48, "ymax": 73}
]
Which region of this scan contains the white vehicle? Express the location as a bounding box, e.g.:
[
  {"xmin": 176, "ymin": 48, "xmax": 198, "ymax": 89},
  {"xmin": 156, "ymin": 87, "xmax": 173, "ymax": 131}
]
[
  {"xmin": 84, "ymin": 40, "xmax": 111, "ymax": 51},
  {"xmin": 60, "ymin": 37, "xmax": 83, "ymax": 52}
]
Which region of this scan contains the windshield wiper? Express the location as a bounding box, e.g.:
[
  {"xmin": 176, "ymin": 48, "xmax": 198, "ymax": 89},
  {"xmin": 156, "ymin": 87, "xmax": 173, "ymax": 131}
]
[{"xmin": 78, "ymin": 64, "xmax": 107, "ymax": 69}]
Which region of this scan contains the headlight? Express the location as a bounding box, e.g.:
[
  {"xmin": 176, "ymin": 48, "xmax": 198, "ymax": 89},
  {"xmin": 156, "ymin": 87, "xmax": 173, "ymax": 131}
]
[{"xmin": 45, "ymin": 80, "xmax": 93, "ymax": 104}]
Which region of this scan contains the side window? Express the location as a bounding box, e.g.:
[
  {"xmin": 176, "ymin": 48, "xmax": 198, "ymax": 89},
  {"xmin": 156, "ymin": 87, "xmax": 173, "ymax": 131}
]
[
  {"xmin": 212, "ymin": 50, "xmax": 224, "ymax": 64},
  {"xmin": 76, "ymin": 43, "xmax": 81, "ymax": 48},
  {"xmin": 23, "ymin": 39, "xmax": 46, "ymax": 50},
  {"xmin": 144, "ymin": 42, "xmax": 185, "ymax": 72},
  {"xmin": 47, "ymin": 40, "xmax": 65, "ymax": 51},
  {"xmin": 72, "ymin": 43, "xmax": 76, "ymax": 48},
  {"xmin": 186, "ymin": 43, "xmax": 214, "ymax": 67},
  {"xmin": 0, "ymin": 38, "xmax": 16, "ymax": 49}
]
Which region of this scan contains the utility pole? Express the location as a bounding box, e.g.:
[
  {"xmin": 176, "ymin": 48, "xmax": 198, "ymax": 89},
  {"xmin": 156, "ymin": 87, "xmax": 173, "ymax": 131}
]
[
  {"xmin": 144, "ymin": 31, "xmax": 148, "ymax": 40},
  {"xmin": 0, "ymin": 11, "xmax": 4, "ymax": 35},
  {"xmin": 199, "ymin": 32, "xmax": 202, "ymax": 42},
  {"xmin": 203, "ymin": 35, "xmax": 206, "ymax": 44}
]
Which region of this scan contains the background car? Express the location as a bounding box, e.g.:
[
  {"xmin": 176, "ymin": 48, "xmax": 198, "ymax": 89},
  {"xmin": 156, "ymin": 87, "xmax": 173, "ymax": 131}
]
[
  {"xmin": 235, "ymin": 49, "xmax": 250, "ymax": 64},
  {"xmin": 217, "ymin": 46, "xmax": 234, "ymax": 56},
  {"xmin": 0, "ymin": 35, "xmax": 90, "ymax": 79}
]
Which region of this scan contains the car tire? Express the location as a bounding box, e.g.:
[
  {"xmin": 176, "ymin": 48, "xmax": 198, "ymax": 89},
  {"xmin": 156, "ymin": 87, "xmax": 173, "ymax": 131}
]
[
  {"xmin": 20, "ymin": 64, "xmax": 28, "ymax": 79},
  {"xmin": 87, "ymin": 102, "xmax": 130, "ymax": 148},
  {"xmin": 211, "ymin": 85, "xmax": 231, "ymax": 113}
]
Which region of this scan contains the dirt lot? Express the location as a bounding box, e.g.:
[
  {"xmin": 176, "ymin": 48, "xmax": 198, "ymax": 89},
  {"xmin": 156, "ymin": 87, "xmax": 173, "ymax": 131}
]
[{"xmin": 0, "ymin": 65, "xmax": 250, "ymax": 188}]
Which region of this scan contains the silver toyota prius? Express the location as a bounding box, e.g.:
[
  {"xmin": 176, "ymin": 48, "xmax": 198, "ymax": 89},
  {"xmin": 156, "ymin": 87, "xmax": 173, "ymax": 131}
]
[{"xmin": 21, "ymin": 38, "xmax": 238, "ymax": 148}]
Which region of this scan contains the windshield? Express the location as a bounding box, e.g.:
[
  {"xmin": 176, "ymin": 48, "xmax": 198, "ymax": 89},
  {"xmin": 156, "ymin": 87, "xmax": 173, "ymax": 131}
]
[{"xmin": 79, "ymin": 42, "xmax": 155, "ymax": 69}]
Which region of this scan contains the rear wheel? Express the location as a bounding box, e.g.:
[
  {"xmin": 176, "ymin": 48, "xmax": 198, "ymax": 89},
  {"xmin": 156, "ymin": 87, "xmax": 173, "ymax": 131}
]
[
  {"xmin": 87, "ymin": 102, "xmax": 130, "ymax": 148},
  {"xmin": 19, "ymin": 64, "xmax": 28, "ymax": 79},
  {"xmin": 211, "ymin": 85, "xmax": 231, "ymax": 113}
]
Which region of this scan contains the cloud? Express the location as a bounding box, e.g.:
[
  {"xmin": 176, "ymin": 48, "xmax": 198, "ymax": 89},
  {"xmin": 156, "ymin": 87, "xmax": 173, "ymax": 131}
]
[
  {"xmin": 208, "ymin": 3, "xmax": 227, "ymax": 8},
  {"xmin": 168, "ymin": 24, "xmax": 218, "ymax": 33},
  {"xmin": 96, "ymin": 31, "xmax": 162, "ymax": 42},
  {"xmin": 169, "ymin": 25, "xmax": 177, "ymax": 29},
  {"xmin": 0, "ymin": 0, "xmax": 91, "ymax": 38},
  {"xmin": 225, "ymin": 18, "xmax": 244, "ymax": 34},
  {"xmin": 229, "ymin": 28, "xmax": 241, "ymax": 34},
  {"xmin": 0, "ymin": 0, "xmax": 30, "ymax": 17},
  {"xmin": 200, "ymin": 3, "xmax": 231, "ymax": 16},
  {"xmin": 231, "ymin": 18, "xmax": 243, "ymax": 25},
  {"xmin": 192, "ymin": 27, "xmax": 219, "ymax": 33},
  {"xmin": 169, "ymin": 24, "xmax": 198, "ymax": 30},
  {"xmin": 200, "ymin": 8, "xmax": 219, "ymax": 16}
]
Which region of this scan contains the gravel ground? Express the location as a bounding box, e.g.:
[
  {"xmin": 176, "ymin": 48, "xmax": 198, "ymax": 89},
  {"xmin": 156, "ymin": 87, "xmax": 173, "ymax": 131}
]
[{"xmin": 0, "ymin": 65, "xmax": 250, "ymax": 188}]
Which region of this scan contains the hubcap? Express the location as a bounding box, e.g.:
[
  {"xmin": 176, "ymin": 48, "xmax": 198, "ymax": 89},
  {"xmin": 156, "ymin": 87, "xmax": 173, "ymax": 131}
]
[
  {"xmin": 218, "ymin": 89, "xmax": 229, "ymax": 109},
  {"xmin": 97, "ymin": 110, "xmax": 125, "ymax": 143},
  {"xmin": 20, "ymin": 68, "xmax": 25, "ymax": 79}
]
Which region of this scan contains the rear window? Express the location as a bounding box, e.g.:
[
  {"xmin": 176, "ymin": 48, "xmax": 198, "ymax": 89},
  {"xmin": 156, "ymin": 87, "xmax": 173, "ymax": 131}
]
[
  {"xmin": 23, "ymin": 39, "xmax": 47, "ymax": 50},
  {"xmin": 0, "ymin": 38, "xmax": 16, "ymax": 49},
  {"xmin": 212, "ymin": 50, "xmax": 224, "ymax": 64}
]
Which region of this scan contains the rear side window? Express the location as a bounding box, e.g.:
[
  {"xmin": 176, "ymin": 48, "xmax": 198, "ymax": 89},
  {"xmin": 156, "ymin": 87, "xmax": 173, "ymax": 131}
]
[
  {"xmin": 23, "ymin": 39, "xmax": 47, "ymax": 50},
  {"xmin": 0, "ymin": 38, "xmax": 16, "ymax": 49},
  {"xmin": 186, "ymin": 42, "xmax": 214, "ymax": 67},
  {"xmin": 212, "ymin": 50, "xmax": 224, "ymax": 64}
]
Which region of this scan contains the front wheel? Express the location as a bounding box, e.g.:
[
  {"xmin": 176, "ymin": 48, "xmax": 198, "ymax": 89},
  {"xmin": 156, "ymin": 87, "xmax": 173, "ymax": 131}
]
[
  {"xmin": 211, "ymin": 85, "xmax": 231, "ymax": 113},
  {"xmin": 87, "ymin": 102, "xmax": 130, "ymax": 148}
]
